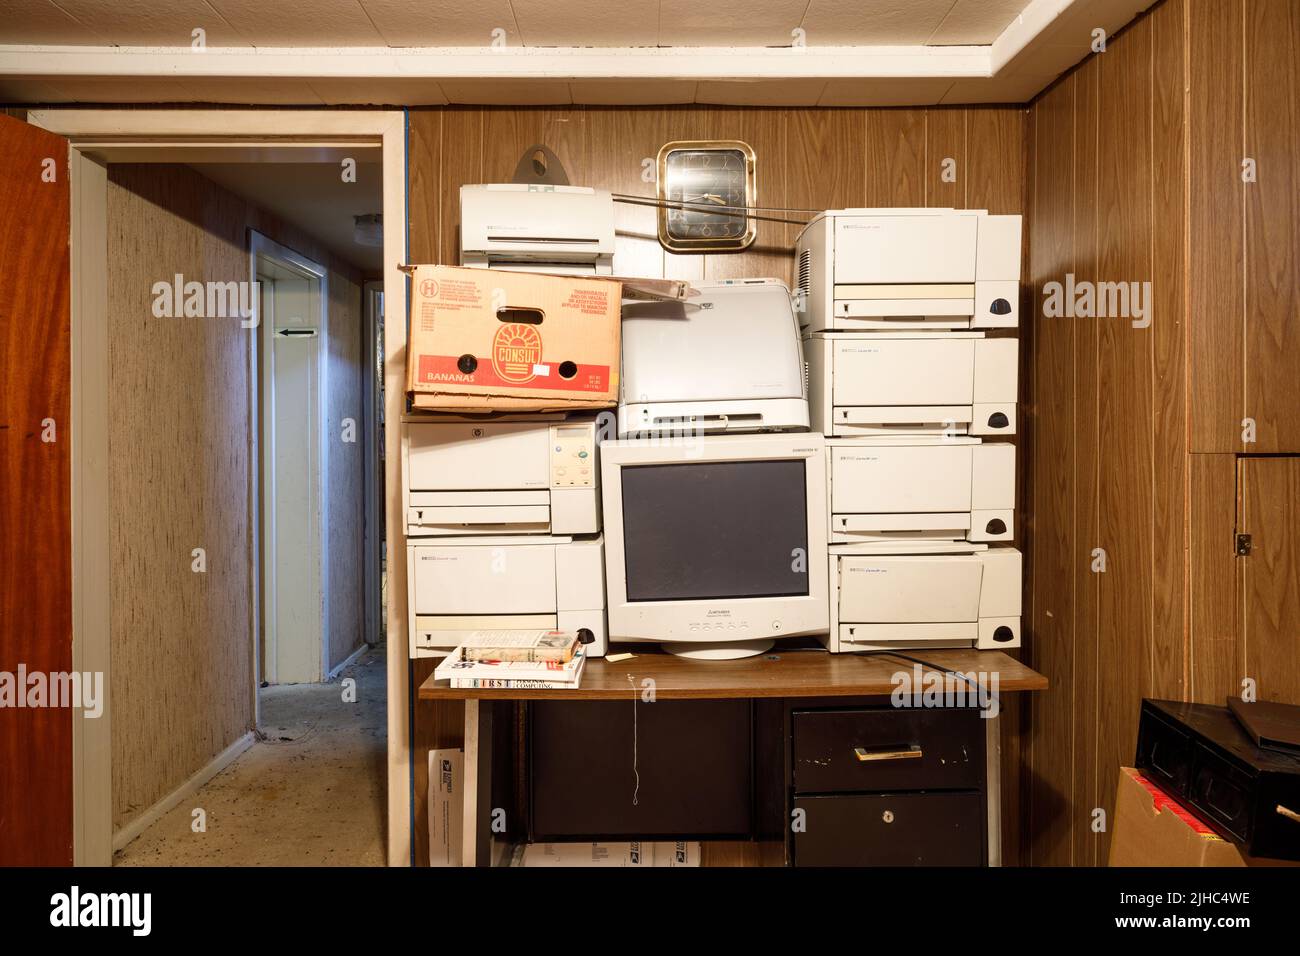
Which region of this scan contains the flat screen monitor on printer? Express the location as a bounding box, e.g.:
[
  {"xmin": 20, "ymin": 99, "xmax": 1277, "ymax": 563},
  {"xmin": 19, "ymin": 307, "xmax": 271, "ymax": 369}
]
[{"xmin": 618, "ymin": 278, "xmax": 809, "ymax": 438}]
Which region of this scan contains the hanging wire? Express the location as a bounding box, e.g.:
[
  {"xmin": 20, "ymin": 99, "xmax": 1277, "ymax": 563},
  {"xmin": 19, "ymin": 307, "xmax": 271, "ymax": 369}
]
[{"xmin": 611, "ymin": 193, "xmax": 815, "ymax": 227}]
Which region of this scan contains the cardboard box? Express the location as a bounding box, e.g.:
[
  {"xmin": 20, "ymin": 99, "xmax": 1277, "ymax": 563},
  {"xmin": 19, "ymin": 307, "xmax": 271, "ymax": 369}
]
[
  {"xmin": 1110, "ymin": 766, "xmax": 1248, "ymax": 867},
  {"xmin": 427, "ymin": 748, "xmax": 464, "ymax": 867},
  {"xmin": 405, "ymin": 265, "xmax": 621, "ymax": 413}
]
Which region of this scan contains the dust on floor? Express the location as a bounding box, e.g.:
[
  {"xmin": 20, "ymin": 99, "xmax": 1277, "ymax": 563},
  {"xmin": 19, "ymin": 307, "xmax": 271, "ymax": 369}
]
[{"xmin": 115, "ymin": 644, "xmax": 388, "ymax": 867}]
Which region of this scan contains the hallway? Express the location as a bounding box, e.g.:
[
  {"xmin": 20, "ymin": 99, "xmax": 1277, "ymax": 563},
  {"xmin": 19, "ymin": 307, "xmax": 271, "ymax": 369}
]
[{"xmin": 115, "ymin": 646, "xmax": 388, "ymax": 867}]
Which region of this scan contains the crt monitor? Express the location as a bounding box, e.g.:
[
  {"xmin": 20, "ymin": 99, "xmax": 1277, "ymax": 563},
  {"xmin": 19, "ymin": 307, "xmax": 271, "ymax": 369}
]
[{"xmin": 600, "ymin": 432, "xmax": 829, "ymax": 658}]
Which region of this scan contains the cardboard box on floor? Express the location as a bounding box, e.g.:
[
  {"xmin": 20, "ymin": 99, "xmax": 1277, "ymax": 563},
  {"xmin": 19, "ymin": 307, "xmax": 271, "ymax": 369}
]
[
  {"xmin": 404, "ymin": 265, "xmax": 689, "ymax": 414},
  {"xmin": 1109, "ymin": 766, "xmax": 1297, "ymax": 867}
]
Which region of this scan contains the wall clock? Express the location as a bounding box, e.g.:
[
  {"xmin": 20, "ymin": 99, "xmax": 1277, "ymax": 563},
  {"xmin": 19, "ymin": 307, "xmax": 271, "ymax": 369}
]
[{"xmin": 656, "ymin": 140, "xmax": 757, "ymax": 253}]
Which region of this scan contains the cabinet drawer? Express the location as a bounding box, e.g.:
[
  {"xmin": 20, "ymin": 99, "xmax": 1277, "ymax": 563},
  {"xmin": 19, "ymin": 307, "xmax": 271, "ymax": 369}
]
[
  {"xmin": 793, "ymin": 706, "xmax": 984, "ymax": 793},
  {"xmin": 793, "ymin": 792, "xmax": 985, "ymax": 866}
]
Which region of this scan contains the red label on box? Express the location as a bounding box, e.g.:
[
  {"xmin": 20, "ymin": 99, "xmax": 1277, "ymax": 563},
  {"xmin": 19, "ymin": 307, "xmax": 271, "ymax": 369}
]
[{"xmin": 418, "ymin": 354, "xmax": 610, "ymax": 393}]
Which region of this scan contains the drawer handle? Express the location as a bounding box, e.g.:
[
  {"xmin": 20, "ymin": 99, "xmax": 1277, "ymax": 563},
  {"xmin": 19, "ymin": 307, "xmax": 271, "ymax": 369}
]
[{"xmin": 854, "ymin": 745, "xmax": 922, "ymax": 762}]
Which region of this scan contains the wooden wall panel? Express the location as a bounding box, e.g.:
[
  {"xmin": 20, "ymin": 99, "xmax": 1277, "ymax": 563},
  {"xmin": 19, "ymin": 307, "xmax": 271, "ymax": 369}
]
[
  {"xmin": 1150, "ymin": 0, "xmax": 1189, "ymax": 703},
  {"xmin": 1093, "ymin": 12, "xmax": 1155, "ymax": 867},
  {"xmin": 1025, "ymin": 0, "xmax": 1192, "ymax": 866},
  {"xmin": 0, "ymin": 114, "xmax": 73, "ymax": 866},
  {"xmin": 1189, "ymin": 453, "xmax": 1239, "ymax": 703},
  {"xmin": 1237, "ymin": 457, "xmax": 1300, "ymax": 703},
  {"xmin": 1026, "ymin": 74, "xmax": 1077, "ymax": 868},
  {"xmin": 1069, "ymin": 53, "xmax": 1103, "ymax": 868},
  {"xmin": 107, "ymin": 164, "xmax": 365, "ymax": 832},
  {"xmin": 863, "ymin": 110, "xmax": 926, "ymax": 207},
  {"xmin": 924, "ymin": 109, "xmax": 966, "ymax": 208},
  {"xmin": 1243, "ymin": 0, "xmax": 1300, "ymax": 452},
  {"xmin": 1188, "ymin": 0, "xmax": 1244, "ymax": 453}
]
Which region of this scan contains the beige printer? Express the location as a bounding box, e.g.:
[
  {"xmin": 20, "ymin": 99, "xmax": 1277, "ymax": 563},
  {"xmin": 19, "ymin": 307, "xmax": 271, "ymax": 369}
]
[
  {"xmin": 796, "ymin": 208, "xmax": 1022, "ymax": 332},
  {"xmin": 827, "ymin": 437, "xmax": 1014, "ymax": 546},
  {"xmin": 402, "ymin": 418, "xmax": 600, "ymax": 537},
  {"xmin": 459, "ymin": 183, "xmax": 614, "ymax": 275},
  {"xmin": 805, "ymin": 331, "xmax": 1018, "ymax": 437},
  {"xmin": 827, "ymin": 543, "xmax": 1022, "ymax": 652},
  {"xmin": 407, "ymin": 535, "xmax": 607, "ymax": 658}
]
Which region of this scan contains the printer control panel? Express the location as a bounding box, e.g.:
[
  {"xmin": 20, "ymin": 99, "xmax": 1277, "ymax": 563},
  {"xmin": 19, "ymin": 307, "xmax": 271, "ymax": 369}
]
[{"xmin": 550, "ymin": 423, "xmax": 596, "ymax": 488}]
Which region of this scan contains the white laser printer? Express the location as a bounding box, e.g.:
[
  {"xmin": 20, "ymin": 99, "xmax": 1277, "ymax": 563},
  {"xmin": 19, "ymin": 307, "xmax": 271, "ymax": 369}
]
[
  {"xmin": 402, "ymin": 418, "xmax": 600, "ymax": 537},
  {"xmin": 796, "ymin": 208, "xmax": 1022, "ymax": 331},
  {"xmin": 827, "ymin": 543, "xmax": 1022, "ymax": 652},
  {"xmin": 406, "ymin": 535, "xmax": 607, "ymax": 658},
  {"xmin": 805, "ymin": 331, "xmax": 1018, "ymax": 436},
  {"xmin": 618, "ymin": 278, "xmax": 809, "ymax": 438},
  {"xmin": 827, "ymin": 436, "xmax": 1015, "ymax": 546},
  {"xmin": 459, "ymin": 183, "xmax": 615, "ymax": 275}
]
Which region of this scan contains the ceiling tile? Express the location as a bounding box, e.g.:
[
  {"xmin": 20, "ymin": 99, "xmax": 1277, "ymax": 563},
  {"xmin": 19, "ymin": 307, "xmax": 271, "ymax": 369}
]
[
  {"xmin": 307, "ymin": 78, "xmax": 448, "ymax": 105},
  {"xmin": 205, "ymin": 0, "xmax": 386, "ymax": 47},
  {"xmin": 818, "ymin": 77, "xmax": 954, "ymax": 107},
  {"xmin": 929, "ymin": 0, "xmax": 1027, "ymax": 46},
  {"xmin": 510, "ymin": 0, "xmax": 655, "ymax": 47},
  {"xmin": 695, "ymin": 79, "xmax": 827, "ymax": 106},
  {"xmin": 658, "ymin": 0, "xmax": 807, "ymax": 47},
  {"xmin": 569, "ymin": 79, "xmax": 696, "ymax": 105},
  {"xmin": 0, "ymin": 1, "xmax": 111, "ymax": 44},
  {"xmin": 359, "ymin": 0, "xmax": 519, "ymax": 47},
  {"xmin": 437, "ymin": 78, "xmax": 573, "ymax": 105},
  {"xmin": 47, "ymin": 0, "xmax": 251, "ymax": 47},
  {"xmin": 801, "ymin": 0, "xmax": 956, "ymax": 46}
]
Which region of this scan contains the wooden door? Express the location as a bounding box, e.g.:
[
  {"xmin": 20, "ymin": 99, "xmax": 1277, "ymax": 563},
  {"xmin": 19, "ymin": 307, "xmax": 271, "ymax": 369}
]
[
  {"xmin": 0, "ymin": 113, "xmax": 73, "ymax": 864},
  {"xmin": 1238, "ymin": 456, "xmax": 1300, "ymax": 704}
]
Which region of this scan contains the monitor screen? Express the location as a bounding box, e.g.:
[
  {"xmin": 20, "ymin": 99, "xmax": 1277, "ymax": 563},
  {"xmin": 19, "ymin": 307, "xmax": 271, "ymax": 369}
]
[{"xmin": 620, "ymin": 459, "xmax": 810, "ymax": 602}]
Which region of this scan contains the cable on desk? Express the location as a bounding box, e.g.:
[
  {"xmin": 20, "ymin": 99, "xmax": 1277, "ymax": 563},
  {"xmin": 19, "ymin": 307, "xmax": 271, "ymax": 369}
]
[{"xmin": 849, "ymin": 649, "xmax": 1002, "ymax": 713}]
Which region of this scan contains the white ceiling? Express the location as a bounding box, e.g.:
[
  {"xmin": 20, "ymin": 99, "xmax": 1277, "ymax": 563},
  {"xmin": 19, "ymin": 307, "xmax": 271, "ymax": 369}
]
[
  {"xmin": 0, "ymin": 0, "xmax": 1157, "ymax": 107},
  {"xmin": 190, "ymin": 162, "xmax": 384, "ymax": 272}
]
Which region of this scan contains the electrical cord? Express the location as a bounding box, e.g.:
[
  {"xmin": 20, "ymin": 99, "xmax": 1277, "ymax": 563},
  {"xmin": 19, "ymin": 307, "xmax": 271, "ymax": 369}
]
[{"xmin": 850, "ymin": 648, "xmax": 1001, "ymax": 712}]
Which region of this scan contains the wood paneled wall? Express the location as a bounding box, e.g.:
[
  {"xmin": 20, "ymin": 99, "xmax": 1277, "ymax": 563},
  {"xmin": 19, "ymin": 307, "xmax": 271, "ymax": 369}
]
[
  {"xmin": 0, "ymin": 114, "xmax": 73, "ymax": 866},
  {"xmin": 406, "ymin": 104, "xmax": 1028, "ymax": 865},
  {"xmin": 1025, "ymin": 0, "xmax": 1300, "ymax": 865},
  {"xmin": 107, "ymin": 164, "xmax": 365, "ymax": 832}
]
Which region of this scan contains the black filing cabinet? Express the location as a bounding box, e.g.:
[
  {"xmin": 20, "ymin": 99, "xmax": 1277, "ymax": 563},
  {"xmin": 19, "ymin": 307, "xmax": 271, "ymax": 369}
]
[{"xmin": 789, "ymin": 702, "xmax": 988, "ymax": 866}]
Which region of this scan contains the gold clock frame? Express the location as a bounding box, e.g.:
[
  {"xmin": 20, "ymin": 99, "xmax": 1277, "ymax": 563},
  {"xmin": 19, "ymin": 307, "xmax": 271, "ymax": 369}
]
[{"xmin": 655, "ymin": 139, "xmax": 757, "ymax": 253}]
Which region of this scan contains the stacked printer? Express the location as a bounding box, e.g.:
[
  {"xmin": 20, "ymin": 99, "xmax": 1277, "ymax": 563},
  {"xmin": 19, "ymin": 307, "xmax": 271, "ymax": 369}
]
[
  {"xmin": 796, "ymin": 208, "xmax": 1024, "ymax": 653},
  {"xmin": 402, "ymin": 185, "xmax": 613, "ymax": 659}
]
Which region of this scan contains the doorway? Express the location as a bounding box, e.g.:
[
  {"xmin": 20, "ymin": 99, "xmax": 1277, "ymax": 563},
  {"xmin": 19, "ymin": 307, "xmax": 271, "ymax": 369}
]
[
  {"xmin": 253, "ymin": 234, "xmax": 330, "ymax": 688},
  {"xmin": 32, "ymin": 109, "xmax": 408, "ymax": 866}
]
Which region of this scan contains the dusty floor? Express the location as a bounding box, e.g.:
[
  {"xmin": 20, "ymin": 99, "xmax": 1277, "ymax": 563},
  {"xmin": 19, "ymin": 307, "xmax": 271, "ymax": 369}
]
[{"xmin": 115, "ymin": 644, "xmax": 388, "ymax": 867}]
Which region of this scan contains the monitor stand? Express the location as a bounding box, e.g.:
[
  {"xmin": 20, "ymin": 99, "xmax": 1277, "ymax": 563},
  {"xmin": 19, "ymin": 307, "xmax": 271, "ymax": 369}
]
[{"xmin": 660, "ymin": 639, "xmax": 774, "ymax": 660}]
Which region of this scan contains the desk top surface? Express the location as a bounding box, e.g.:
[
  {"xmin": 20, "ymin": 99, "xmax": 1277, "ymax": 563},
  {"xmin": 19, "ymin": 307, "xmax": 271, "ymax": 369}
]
[{"xmin": 417, "ymin": 647, "xmax": 1048, "ymax": 701}]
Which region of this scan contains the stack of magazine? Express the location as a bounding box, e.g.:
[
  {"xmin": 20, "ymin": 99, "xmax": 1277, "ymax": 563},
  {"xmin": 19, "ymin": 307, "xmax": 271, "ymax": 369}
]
[{"xmin": 434, "ymin": 630, "xmax": 587, "ymax": 689}]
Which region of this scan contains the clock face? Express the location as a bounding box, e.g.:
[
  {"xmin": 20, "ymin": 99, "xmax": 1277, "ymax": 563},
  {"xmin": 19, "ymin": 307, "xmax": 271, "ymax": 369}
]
[{"xmin": 657, "ymin": 141, "xmax": 756, "ymax": 252}]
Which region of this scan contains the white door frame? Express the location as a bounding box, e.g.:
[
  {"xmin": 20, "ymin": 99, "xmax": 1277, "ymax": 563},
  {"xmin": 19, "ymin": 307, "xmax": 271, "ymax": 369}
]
[
  {"xmin": 252, "ymin": 232, "xmax": 330, "ymax": 689},
  {"xmin": 29, "ymin": 109, "xmax": 411, "ymax": 868}
]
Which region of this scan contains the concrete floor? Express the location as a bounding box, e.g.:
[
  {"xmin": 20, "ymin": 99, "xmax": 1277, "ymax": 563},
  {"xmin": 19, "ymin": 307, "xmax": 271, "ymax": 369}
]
[{"xmin": 115, "ymin": 644, "xmax": 388, "ymax": 867}]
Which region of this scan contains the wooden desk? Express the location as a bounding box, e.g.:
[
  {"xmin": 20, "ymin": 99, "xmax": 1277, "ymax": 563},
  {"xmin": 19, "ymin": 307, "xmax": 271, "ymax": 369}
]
[
  {"xmin": 417, "ymin": 647, "xmax": 1048, "ymax": 701},
  {"xmin": 417, "ymin": 647, "xmax": 1047, "ymax": 866}
]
